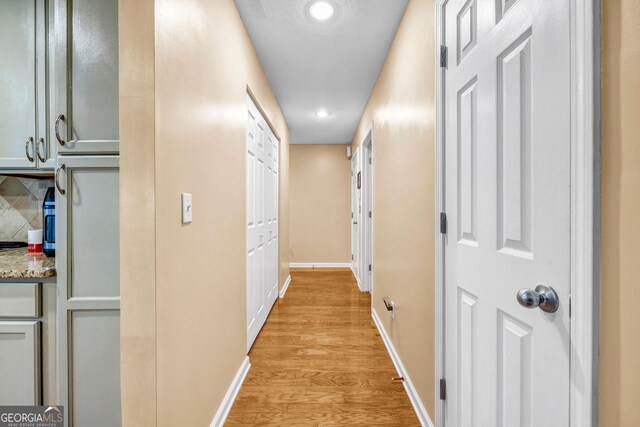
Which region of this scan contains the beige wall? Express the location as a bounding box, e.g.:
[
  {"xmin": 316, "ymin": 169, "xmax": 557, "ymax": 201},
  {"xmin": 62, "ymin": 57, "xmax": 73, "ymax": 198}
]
[
  {"xmin": 119, "ymin": 0, "xmax": 289, "ymax": 425},
  {"xmin": 600, "ymin": 0, "xmax": 640, "ymax": 425},
  {"xmin": 289, "ymin": 144, "xmax": 351, "ymax": 264},
  {"xmin": 352, "ymin": 0, "xmax": 436, "ymax": 417}
]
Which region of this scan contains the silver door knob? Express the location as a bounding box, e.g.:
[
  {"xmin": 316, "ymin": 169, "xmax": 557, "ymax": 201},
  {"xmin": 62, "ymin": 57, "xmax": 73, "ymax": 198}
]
[{"xmin": 516, "ymin": 284, "xmax": 559, "ymax": 313}]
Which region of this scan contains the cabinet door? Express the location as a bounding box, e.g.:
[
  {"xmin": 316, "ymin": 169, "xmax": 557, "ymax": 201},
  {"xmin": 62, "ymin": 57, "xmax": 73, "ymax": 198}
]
[
  {"xmin": 0, "ymin": 0, "xmax": 46, "ymax": 169},
  {"xmin": 37, "ymin": 0, "xmax": 59, "ymax": 170},
  {"xmin": 53, "ymin": 0, "xmax": 119, "ymax": 154},
  {"xmin": 0, "ymin": 321, "xmax": 41, "ymax": 405},
  {"xmin": 56, "ymin": 156, "xmax": 120, "ymax": 427}
]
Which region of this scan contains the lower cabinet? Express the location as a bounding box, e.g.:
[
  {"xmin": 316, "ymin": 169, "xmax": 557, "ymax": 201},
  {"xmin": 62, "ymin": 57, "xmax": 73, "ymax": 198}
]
[
  {"xmin": 65, "ymin": 311, "xmax": 120, "ymax": 426},
  {"xmin": 0, "ymin": 321, "xmax": 41, "ymax": 405},
  {"xmin": 56, "ymin": 155, "xmax": 120, "ymax": 427}
]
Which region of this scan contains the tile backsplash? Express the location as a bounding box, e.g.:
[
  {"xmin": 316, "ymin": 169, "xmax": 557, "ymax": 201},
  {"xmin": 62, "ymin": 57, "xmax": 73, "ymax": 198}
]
[{"xmin": 0, "ymin": 176, "xmax": 54, "ymax": 242}]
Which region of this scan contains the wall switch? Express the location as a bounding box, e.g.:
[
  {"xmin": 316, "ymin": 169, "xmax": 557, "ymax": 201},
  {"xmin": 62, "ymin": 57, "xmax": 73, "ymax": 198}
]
[{"xmin": 181, "ymin": 193, "xmax": 193, "ymax": 224}]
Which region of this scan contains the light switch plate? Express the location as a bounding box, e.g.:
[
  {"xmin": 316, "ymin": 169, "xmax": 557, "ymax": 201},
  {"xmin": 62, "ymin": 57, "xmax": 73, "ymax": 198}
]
[{"xmin": 181, "ymin": 193, "xmax": 193, "ymax": 224}]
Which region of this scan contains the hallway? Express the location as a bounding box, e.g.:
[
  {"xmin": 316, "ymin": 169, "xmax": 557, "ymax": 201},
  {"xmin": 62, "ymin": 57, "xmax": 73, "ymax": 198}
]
[
  {"xmin": 113, "ymin": 0, "xmax": 621, "ymax": 424},
  {"xmin": 226, "ymin": 268, "xmax": 420, "ymax": 426}
]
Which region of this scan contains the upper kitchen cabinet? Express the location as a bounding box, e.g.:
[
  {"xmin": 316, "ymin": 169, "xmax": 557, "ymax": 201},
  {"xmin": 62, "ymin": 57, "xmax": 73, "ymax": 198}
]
[
  {"xmin": 53, "ymin": 0, "xmax": 119, "ymax": 154},
  {"xmin": 0, "ymin": 0, "xmax": 48, "ymax": 170}
]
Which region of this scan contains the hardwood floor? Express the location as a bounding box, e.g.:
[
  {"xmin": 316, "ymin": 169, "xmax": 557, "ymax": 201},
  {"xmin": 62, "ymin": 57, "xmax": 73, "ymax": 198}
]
[{"xmin": 226, "ymin": 268, "xmax": 420, "ymax": 426}]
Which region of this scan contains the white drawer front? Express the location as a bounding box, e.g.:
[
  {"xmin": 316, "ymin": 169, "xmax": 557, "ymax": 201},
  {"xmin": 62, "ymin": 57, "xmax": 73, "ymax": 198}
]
[{"xmin": 0, "ymin": 283, "xmax": 41, "ymax": 318}]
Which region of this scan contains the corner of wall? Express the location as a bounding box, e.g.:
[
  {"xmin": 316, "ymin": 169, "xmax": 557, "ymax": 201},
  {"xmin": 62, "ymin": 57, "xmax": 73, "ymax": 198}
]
[{"xmin": 119, "ymin": 0, "xmax": 157, "ymax": 424}]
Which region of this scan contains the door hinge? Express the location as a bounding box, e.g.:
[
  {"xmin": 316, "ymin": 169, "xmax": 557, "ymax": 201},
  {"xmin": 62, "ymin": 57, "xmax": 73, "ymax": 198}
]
[
  {"xmin": 369, "ymin": 158, "xmax": 372, "ymax": 165},
  {"xmin": 440, "ymin": 45, "xmax": 448, "ymax": 68},
  {"xmin": 440, "ymin": 378, "xmax": 447, "ymax": 400},
  {"xmin": 352, "ymin": 254, "xmax": 354, "ymax": 261},
  {"xmin": 368, "ymin": 211, "xmax": 372, "ymax": 219},
  {"xmin": 352, "ymin": 212, "xmax": 354, "ymax": 219},
  {"xmin": 440, "ymin": 212, "xmax": 447, "ymax": 234},
  {"xmin": 368, "ymin": 264, "xmax": 372, "ymax": 272}
]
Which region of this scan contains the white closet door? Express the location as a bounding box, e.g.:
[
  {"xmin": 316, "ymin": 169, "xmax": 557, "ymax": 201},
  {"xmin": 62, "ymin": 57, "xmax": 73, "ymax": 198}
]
[{"xmin": 247, "ymin": 96, "xmax": 279, "ymax": 351}]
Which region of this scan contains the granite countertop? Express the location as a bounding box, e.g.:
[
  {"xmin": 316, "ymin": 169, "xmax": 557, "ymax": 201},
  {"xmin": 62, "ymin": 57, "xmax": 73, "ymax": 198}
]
[{"xmin": 0, "ymin": 248, "xmax": 56, "ymax": 279}]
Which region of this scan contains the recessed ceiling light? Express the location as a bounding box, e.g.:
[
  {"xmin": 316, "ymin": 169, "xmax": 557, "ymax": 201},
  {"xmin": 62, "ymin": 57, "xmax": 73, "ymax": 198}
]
[
  {"xmin": 316, "ymin": 110, "xmax": 330, "ymax": 118},
  {"xmin": 309, "ymin": 1, "xmax": 334, "ymax": 21}
]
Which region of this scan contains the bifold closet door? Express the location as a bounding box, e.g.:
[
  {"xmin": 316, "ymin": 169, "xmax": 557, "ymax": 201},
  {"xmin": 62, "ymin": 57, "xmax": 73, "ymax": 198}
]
[{"xmin": 246, "ymin": 96, "xmax": 279, "ymax": 351}]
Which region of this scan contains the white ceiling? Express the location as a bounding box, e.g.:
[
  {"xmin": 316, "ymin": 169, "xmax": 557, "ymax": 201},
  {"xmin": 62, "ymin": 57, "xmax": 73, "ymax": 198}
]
[{"xmin": 235, "ymin": 0, "xmax": 409, "ymax": 144}]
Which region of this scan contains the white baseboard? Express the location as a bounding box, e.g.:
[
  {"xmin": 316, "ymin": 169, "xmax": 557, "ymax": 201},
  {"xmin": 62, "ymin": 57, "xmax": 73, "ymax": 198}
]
[
  {"xmin": 350, "ymin": 265, "xmax": 364, "ymax": 291},
  {"xmin": 290, "ymin": 262, "xmax": 351, "ymax": 268},
  {"xmin": 372, "ymin": 308, "xmax": 434, "ymax": 427},
  {"xmin": 279, "ymin": 275, "xmax": 292, "ymax": 298},
  {"xmin": 209, "ymin": 356, "xmax": 251, "ymax": 427}
]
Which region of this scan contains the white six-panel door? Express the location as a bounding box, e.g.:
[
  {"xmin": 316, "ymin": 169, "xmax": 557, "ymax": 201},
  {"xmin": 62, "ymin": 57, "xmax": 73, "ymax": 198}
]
[
  {"xmin": 247, "ymin": 96, "xmax": 279, "ymax": 351},
  {"xmin": 444, "ymin": 0, "xmax": 571, "ymax": 426}
]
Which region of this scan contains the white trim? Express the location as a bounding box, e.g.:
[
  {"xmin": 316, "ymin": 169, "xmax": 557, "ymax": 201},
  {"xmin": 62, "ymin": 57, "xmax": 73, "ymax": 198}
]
[
  {"xmin": 434, "ymin": 3, "xmax": 447, "ymax": 426},
  {"xmin": 570, "ymin": 0, "xmax": 600, "ymax": 426},
  {"xmin": 372, "ymin": 308, "xmax": 434, "ymax": 427},
  {"xmin": 434, "ymin": 1, "xmax": 600, "ymax": 426},
  {"xmin": 351, "ymin": 266, "xmax": 363, "ymax": 291},
  {"xmin": 279, "ymin": 275, "xmax": 292, "ymax": 298},
  {"xmin": 289, "ymin": 263, "xmax": 351, "ymax": 268},
  {"xmin": 209, "ymin": 356, "xmax": 251, "ymax": 427}
]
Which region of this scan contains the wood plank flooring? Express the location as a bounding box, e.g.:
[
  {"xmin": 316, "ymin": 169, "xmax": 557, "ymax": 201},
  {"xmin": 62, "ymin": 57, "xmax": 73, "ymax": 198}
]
[{"xmin": 226, "ymin": 268, "xmax": 420, "ymax": 426}]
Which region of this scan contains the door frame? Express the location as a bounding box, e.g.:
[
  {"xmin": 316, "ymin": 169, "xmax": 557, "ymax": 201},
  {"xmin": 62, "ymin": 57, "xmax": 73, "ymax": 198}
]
[
  {"xmin": 433, "ymin": 1, "xmax": 601, "ymax": 426},
  {"xmin": 351, "ymin": 148, "xmax": 360, "ymax": 286},
  {"xmin": 361, "ymin": 126, "xmax": 374, "ymax": 293}
]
